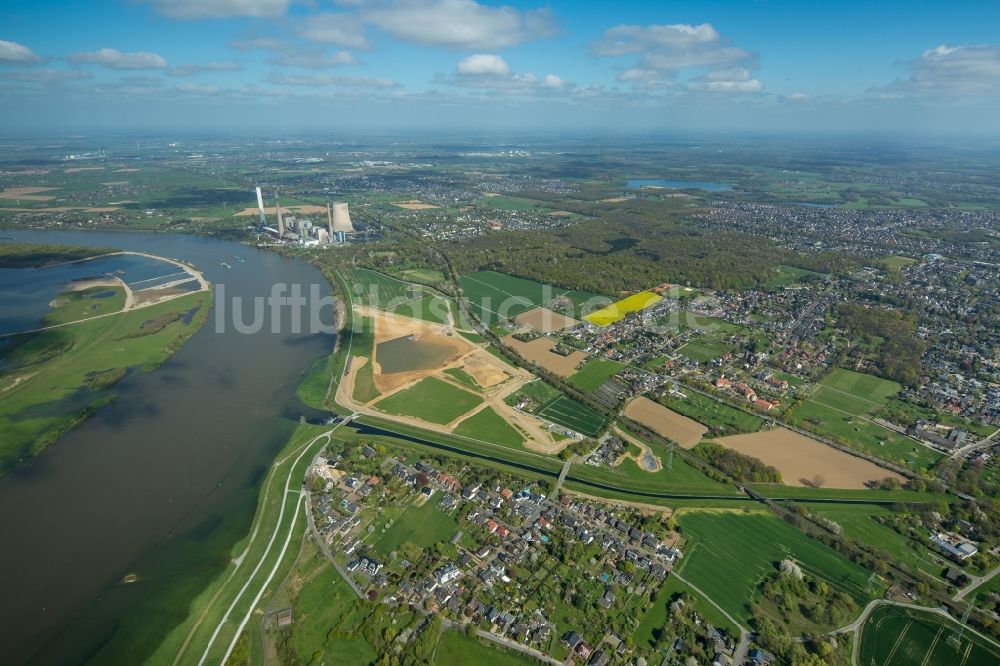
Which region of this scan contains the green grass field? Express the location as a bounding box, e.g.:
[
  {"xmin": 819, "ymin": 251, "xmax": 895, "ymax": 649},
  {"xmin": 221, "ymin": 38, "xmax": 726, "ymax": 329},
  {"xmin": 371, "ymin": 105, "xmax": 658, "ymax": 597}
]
[
  {"xmin": 459, "ymin": 270, "xmax": 601, "ymax": 325},
  {"xmin": 42, "ymin": 285, "xmax": 127, "ymax": 325},
  {"xmin": 434, "ymin": 630, "xmax": 538, "ymax": 666},
  {"xmin": 533, "ymin": 394, "xmax": 607, "ymax": 437},
  {"xmin": 442, "ymin": 367, "xmax": 482, "ymax": 390},
  {"xmin": 374, "ymin": 376, "xmax": 483, "ymax": 425},
  {"xmin": 762, "ymin": 265, "xmax": 824, "ymax": 290},
  {"xmin": 566, "ymin": 357, "xmax": 626, "ymax": 392},
  {"xmin": 675, "ymin": 510, "xmax": 874, "ymax": 627},
  {"xmin": 807, "ymin": 506, "xmax": 946, "ymax": 576},
  {"xmin": 372, "ymin": 498, "xmax": 458, "ymax": 556},
  {"xmin": 636, "ymin": 575, "xmax": 739, "ymax": 648},
  {"xmin": 659, "ymin": 391, "xmax": 763, "ymax": 434},
  {"xmin": 391, "ymin": 293, "xmax": 455, "ymax": 325},
  {"xmin": 453, "ymin": 406, "xmax": 525, "ymax": 449},
  {"xmin": 0, "ymin": 291, "xmax": 210, "ymax": 475},
  {"xmin": 678, "ymin": 338, "xmax": 731, "ymax": 362},
  {"xmin": 349, "ymin": 315, "xmax": 381, "ymax": 404},
  {"xmin": 820, "ymin": 369, "xmax": 901, "ymax": 409},
  {"xmin": 297, "ymin": 348, "xmax": 337, "ymax": 410},
  {"xmin": 570, "ymin": 449, "xmax": 737, "ymax": 496},
  {"xmin": 789, "ymin": 400, "xmax": 940, "ymax": 471},
  {"xmin": 346, "ymin": 268, "xmax": 425, "ymax": 309},
  {"xmin": 858, "ymin": 605, "xmax": 1000, "ymax": 666}
]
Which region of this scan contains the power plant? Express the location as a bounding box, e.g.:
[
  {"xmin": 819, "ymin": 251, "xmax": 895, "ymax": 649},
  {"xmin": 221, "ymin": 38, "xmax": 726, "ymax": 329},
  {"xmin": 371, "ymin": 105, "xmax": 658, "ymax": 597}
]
[{"xmin": 253, "ymin": 188, "xmax": 353, "ymax": 247}]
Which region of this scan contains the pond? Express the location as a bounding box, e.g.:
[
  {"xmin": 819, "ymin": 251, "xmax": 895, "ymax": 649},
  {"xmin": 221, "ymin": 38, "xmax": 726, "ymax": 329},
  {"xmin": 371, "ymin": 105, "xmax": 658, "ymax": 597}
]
[{"xmin": 376, "ymin": 334, "xmax": 457, "ymax": 374}]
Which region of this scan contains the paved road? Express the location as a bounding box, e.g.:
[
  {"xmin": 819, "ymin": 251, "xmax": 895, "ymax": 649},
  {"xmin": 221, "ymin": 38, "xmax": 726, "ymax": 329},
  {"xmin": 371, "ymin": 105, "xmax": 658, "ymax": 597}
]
[
  {"xmin": 955, "ymin": 564, "xmax": 1000, "ymax": 601},
  {"xmin": 553, "ymin": 457, "xmax": 573, "ymax": 498},
  {"xmin": 670, "ymin": 570, "xmax": 750, "ymax": 664}
]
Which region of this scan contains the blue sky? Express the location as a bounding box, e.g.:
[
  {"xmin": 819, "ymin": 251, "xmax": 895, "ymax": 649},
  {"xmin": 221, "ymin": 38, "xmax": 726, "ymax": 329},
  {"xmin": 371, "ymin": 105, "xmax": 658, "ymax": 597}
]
[{"xmin": 1, "ymin": 0, "xmax": 999, "ymax": 133}]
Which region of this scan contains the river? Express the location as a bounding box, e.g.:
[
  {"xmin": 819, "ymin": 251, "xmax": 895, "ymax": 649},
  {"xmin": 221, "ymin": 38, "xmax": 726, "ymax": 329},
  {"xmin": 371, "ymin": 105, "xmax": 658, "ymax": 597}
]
[{"xmin": 0, "ymin": 229, "xmax": 335, "ymax": 664}]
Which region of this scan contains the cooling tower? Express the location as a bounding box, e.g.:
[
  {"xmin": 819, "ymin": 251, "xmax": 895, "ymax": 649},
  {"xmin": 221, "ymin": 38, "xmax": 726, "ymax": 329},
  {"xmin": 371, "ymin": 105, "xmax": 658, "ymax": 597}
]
[
  {"xmin": 331, "ymin": 202, "xmax": 354, "ymax": 233},
  {"xmin": 275, "ymin": 191, "xmax": 285, "ymax": 237},
  {"xmin": 255, "ymin": 186, "xmax": 266, "ymax": 227}
]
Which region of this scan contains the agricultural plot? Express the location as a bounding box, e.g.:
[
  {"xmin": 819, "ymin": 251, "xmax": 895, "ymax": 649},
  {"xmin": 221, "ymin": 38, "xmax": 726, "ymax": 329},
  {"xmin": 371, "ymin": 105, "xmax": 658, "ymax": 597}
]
[
  {"xmin": 790, "ymin": 399, "xmax": 941, "ymax": 471},
  {"xmin": 583, "ymin": 291, "xmax": 662, "ymax": 326},
  {"xmin": 819, "ymin": 368, "xmax": 901, "ymax": 409},
  {"xmin": 372, "ymin": 499, "xmax": 458, "ymax": 556},
  {"xmin": 453, "ymin": 406, "xmax": 525, "ymax": 450},
  {"xmin": 346, "ymin": 268, "xmax": 425, "ymax": 309},
  {"xmin": 858, "ymin": 605, "xmax": 1000, "ymax": 666},
  {"xmin": 390, "ymin": 293, "xmax": 454, "ymax": 325},
  {"xmin": 460, "ymin": 270, "xmax": 604, "ymax": 325},
  {"xmin": 659, "ymin": 392, "xmax": 763, "ymax": 434},
  {"xmin": 623, "ymin": 397, "xmax": 708, "ymax": 448},
  {"xmin": 374, "ymin": 376, "xmax": 483, "ymax": 425},
  {"xmin": 567, "ymin": 357, "xmax": 626, "ymax": 392},
  {"xmin": 533, "ymin": 394, "xmax": 607, "ymax": 437},
  {"xmin": 675, "ymin": 511, "xmax": 873, "ymax": 627}
]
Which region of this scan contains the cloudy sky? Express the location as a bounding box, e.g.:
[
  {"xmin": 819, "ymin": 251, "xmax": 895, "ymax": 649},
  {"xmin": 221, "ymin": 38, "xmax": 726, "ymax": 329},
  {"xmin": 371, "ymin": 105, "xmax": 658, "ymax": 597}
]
[{"xmin": 1, "ymin": 0, "xmax": 999, "ymax": 133}]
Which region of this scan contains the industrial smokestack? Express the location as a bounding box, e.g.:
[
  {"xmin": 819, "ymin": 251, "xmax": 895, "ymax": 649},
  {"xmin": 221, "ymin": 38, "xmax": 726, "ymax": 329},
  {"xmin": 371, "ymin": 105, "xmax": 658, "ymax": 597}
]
[
  {"xmin": 255, "ymin": 186, "xmax": 266, "ymax": 228},
  {"xmin": 327, "ymin": 201, "xmax": 334, "ymax": 239},
  {"xmin": 331, "ymin": 202, "xmax": 354, "ymax": 233},
  {"xmin": 275, "ymin": 190, "xmax": 284, "ymax": 238}
]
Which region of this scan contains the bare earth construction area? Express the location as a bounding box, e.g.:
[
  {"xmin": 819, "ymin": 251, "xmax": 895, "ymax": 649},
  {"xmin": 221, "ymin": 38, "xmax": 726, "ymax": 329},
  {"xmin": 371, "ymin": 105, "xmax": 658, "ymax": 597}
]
[
  {"xmin": 714, "ymin": 427, "xmax": 905, "ymax": 488},
  {"xmin": 514, "ymin": 306, "xmax": 581, "ymax": 333},
  {"xmin": 502, "ymin": 334, "xmax": 588, "ymax": 377},
  {"xmin": 624, "ymin": 396, "xmax": 708, "ymax": 448}
]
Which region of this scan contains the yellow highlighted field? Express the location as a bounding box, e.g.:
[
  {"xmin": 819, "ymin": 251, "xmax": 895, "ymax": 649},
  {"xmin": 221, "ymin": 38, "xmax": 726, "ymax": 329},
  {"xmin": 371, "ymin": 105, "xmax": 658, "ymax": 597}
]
[{"xmin": 584, "ymin": 291, "xmax": 662, "ymax": 326}]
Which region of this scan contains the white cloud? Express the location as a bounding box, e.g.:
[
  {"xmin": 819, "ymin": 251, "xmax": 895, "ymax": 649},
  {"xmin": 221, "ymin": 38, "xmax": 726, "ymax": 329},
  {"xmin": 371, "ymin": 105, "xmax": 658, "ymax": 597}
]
[
  {"xmin": 70, "ymin": 48, "xmax": 168, "ymax": 70},
  {"xmin": 175, "ymin": 82, "xmax": 221, "ymax": 94},
  {"xmin": 168, "ymin": 61, "xmax": 242, "ymax": 76},
  {"xmin": 784, "ymin": 92, "xmax": 811, "ymax": 103},
  {"xmin": 150, "ymin": 0, "xmax": 290, "ymax": 20},
  {"xmin": 364, "ymin": 0, "xmax": 555, "ymax": 50},
  {"xmin": 269, "ymin": 49, "xmax": 360, "ymax": 68},
  {"xmin": 594, "ymin": 22, "xmax": 760, "ymax": 93},
  {"xmin": 266, "ymin": 73, "xmax": 398, "ymax": 88},
  {"xmin": 456, "ymin": 54, "xmax": 510, "ymax": 76},
  {"xmin": 0, "ymin": 69, "xmax": 91, "ymax": 83},
  {"xmin": 0, "ymin": 39, "xmax": 42, "ymax": 64},
  {"xmin": 543, "ymin": 74, "xmax": 563, "ymax": 88},
  {"xmin": 299, "ymin": 13, "xmax": 370, "ymax": 49},
  {"xmin": 874, "ymin": 44, "xmax": 1000, "ymax": 97}
]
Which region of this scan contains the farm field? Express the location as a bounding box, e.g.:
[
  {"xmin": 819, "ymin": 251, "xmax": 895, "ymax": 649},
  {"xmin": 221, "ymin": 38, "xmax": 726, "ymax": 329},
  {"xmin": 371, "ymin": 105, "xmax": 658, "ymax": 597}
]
[
  {"xmin": 533, "ymin": 394, "xmax": 607, "ymax": 437},
  {"xmin": 659, "ymin": 391, "xmax": 763, "ymax": 435},
  {"xmin": 390, "ymin": 293, "xmax": 454, "ymax": 325},
  {"xmin": 346, "ymin": 268, "xmax": 425, "ymax": 309},
  {"xmin": 584, "ymin": 290, "xmax": 662, "ymax": 326},
  {"xmin": 713, "ymin": 427, "xmax": 904, "ymax": 489},
  {"xmin": 675, "ymin": 510, "xmax": 873, "ymax": 627},
  {"xmin": 514, "ymin": 306, "xmax": 581, "ymax": 332},
  {"xmin": 818, "ymin": 368, "xmax": 901, "ymax": 411},
  {"xmin": 460, "ymin": 270, "xmax": 601, "ymax": 325},
  {"xmin": 789, "ymin": 400, "xmax": 941, "ymax": 471},
  {"xmin": 623, "ymin": 396, "xmax": 708, "ymax": 448},
  {"xmin": 567, "ymin": 357, "xmax": 626, "ymax": 392},
  {"xmin": 374, "ymin": 376, "xmax": 483, "ymax": 425},
  {"xmin": 857, "ymin": 605, "xmax": 1000, "ymax": 666},
  {"xmin": 434, "ymin": 630, "xmax": 538, "ymax": 666},
  {"xmin": 453, "ymin": 406, "xmax": 525, "ymax": 449},
  {"xmin": 371, "ymin": 498, "xmax": 458, "ymax": 556},
  {"xmin": 502, "ymin": 334, "xmax": 588, "ymax": 377},
  {"xmin": 571, "ymin": 446, "xmax": 735, "ymax": 495}
]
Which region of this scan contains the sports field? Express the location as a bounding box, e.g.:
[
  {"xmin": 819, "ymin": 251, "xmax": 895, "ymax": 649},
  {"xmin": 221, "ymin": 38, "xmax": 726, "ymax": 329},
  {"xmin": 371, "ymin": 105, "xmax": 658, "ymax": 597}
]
[
  {"xmin": 372, "ymin": 499, "xmax": 458, "ymax": 556},
  {"xmin": 374, "ymin": 376, "xmax": 483, "ymax": 425},
  {"xmin": 533, "ymin": 394, "xmax": 607, "ymax": 437},
  {"xmin": 567, "ymin": 357, "xmax": 626, "ymax": 392},
  {"xmin": 453, "ymin": 406, "xmax": 525, "ymax": 449},
  {"xmin": 858, "ymin": 605, "xmax": 1000, "ymax": 666},
  {"xmin": 583, "ymin": 290, "xmax": 662, "ymax": 326},
  {"xmin": 675, "ymin": 511, "xmax": 873, "ymax": 626}
]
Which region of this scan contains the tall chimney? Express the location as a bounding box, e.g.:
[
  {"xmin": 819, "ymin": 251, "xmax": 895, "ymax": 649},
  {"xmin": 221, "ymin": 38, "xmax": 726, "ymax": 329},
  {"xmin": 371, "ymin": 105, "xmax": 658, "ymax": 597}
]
[{"xmin": 275, "ymin": 190, "xmax": 284, "ymax": 238}]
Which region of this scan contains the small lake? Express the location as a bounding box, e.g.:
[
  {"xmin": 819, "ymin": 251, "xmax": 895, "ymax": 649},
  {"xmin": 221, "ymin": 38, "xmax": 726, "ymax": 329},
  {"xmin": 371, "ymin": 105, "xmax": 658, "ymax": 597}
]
[
  {"xmin": 625, "ymin": 178, "xmax": 733, "ymax": 192},
  {"xmin": 0, "ymin": 253, "xmax": 183, "ymax": 335},
  {"xmin": 376, "ymin": 334, "xmax": 456, "ymax": 373}
]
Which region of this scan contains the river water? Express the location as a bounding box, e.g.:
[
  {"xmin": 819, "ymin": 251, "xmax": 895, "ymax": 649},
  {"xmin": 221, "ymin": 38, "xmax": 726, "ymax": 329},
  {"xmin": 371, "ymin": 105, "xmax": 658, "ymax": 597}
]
[{"xmin": 0, "ymin": 229, "xmax": 335, "ymax": 664}]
